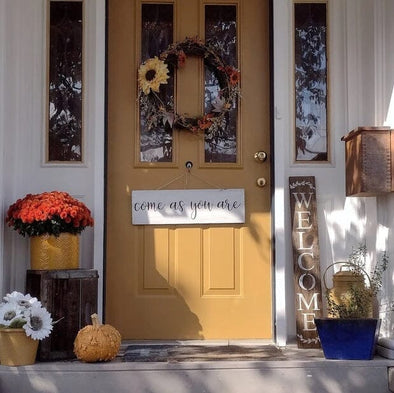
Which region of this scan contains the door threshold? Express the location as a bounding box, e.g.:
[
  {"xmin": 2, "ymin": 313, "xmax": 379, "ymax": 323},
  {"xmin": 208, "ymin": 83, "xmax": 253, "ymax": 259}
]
[{"xmin": 121, "ymin": 339, "xmax": 275, "ymax": 347}]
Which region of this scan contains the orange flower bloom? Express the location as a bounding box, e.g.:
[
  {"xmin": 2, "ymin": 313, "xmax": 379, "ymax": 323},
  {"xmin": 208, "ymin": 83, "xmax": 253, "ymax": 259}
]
[
  {"xmin": 197, "ymin": 113, "xmax": 215, "ymax": 130},
  {"xmin": 198, "ymin": 118, "xmax": 213, "ymax": 130},
  {"xmin": 6, "ymin": 191, "xmax": 94, "ymax": 237},
  {"xmin": 229, "ymin": 70, "xmax": 240, "ymax": 85}
]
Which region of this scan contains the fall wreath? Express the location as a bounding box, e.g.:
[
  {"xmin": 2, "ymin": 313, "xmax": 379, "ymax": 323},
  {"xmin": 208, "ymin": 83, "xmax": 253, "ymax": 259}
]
[{"xmin": 138, "ymin": 37, "xmax": 240, "ymax": 136}]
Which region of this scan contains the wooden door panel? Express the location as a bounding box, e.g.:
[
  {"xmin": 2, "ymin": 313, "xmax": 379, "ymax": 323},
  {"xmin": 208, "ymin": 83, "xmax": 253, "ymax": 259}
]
[
  {"xmin": 202, "ymin": 228, "xmax": 240, "ymax": 295},
  {"xmin": 140, "ymin": 227, "xmax": 172, "ymax": 292}
]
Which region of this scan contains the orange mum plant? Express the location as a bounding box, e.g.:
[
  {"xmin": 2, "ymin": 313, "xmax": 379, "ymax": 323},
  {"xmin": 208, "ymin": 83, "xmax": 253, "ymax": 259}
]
[{"xmin": 6, "ymin": 191, "xmax": 94, "ymax": 237}]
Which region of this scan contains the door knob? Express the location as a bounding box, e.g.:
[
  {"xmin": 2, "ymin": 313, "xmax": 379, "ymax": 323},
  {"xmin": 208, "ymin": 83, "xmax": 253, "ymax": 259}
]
[
  {"xmin": 256, "ymin": 177, "xmax": 267, "ymax": 187},
  {"xmin": 254, "ymin": 151, "xmax": 267, "ymax": 162}
]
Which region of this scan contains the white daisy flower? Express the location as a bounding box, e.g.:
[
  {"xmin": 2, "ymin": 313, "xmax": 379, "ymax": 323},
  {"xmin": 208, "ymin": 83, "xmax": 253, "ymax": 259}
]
[
  {"xmin": 3, "ymin": 291, "xmax": 21, "ymax": 303},
  {"xmin": 0, "ymin": 302, "xmax": 24, "ymax": 326},
  {"xmin": 23, "ymin": 305, "xmax": 53, "ymax": 340},
  {"xmin": 19, "ymin": 296, "xmax": 39, "ymax": 309},
  {"xmin": 1, "ymin": 291, "xmax": 53, "ymax": 340},
  {"xmin": 3, "ymin": 291, "xmax": 38, "ymax": 308}
]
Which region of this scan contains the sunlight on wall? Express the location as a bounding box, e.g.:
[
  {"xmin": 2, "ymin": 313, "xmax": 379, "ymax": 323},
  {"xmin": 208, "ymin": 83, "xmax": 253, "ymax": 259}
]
[
  {"xmin": 376, "ymin": 223, "xmax": 389, "ymax": 252},
  {"xmin": 375, "ymin": 207, "xmax": 393, "ymax": 336},
  {"xmin": 371, "ymin": 223, "xmax": 389, "ymax": 285},
  {"xmin": 273, "ymin": 187, "xmax": 291, "ymax": 345},
  {"xmin": 384, "ymin": 85, "xmax": 394, "ymax": 127},
  {"xmin": 322, "ymin": 198, "xmax": 367, "ymax": 264},
  {"xmin": 323, "ymin": 209, "xmax": 345, "ymax": 260},
  {"xmin": 343, "ymin": 197, "xmax": 367, "ymax": 249}
]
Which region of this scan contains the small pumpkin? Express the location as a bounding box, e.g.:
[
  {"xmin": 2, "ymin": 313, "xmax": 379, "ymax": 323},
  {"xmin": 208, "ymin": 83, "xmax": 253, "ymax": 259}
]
[{"xmin": 73, "ymin": 313, "xmax": 121, "ymax": 362}]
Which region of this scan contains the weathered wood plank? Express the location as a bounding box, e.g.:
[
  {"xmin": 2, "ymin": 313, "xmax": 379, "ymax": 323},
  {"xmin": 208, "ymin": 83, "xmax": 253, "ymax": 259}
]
[
  {"xmin": 26, "ymin": 269, "xmax": 98, "ymax": 360},
  {"xmin": 289, "ymin": 176, "xmax": 322, "ymax": 348}
]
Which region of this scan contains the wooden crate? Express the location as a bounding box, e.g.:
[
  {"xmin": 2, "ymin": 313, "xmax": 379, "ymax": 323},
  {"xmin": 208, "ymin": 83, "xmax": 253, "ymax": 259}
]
[
  {"xmin": 341, "ymin": 126, "xmax": 393, "ymax": 196},
  {"xmin": 26, "ymin": 269, "xmax": 98, "ymax": 361}
]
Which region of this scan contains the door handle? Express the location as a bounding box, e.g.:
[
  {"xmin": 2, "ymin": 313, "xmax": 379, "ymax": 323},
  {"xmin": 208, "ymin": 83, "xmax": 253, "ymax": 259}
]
[
  {"xmin": 254, "ymin": 151, "xmax": 267, "ymax": 162},
  {"xmin": 256, "ymin": 177, "xmax": 267, "ymax": 187}
]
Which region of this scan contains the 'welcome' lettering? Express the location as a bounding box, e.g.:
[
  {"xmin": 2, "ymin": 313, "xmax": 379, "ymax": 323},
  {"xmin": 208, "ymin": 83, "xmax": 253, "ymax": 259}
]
[
  {"xmin": 292, "ymin": 192, "xmax": 314, "ymax": 208},
  {"xmin": 289, "ymin": 177, "xmax": 322, "ymax": 348}
]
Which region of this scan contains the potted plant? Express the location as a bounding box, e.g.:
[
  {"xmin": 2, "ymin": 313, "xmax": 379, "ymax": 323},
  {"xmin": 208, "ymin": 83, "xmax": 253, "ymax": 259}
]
[
  {"xmin": 315, "ymin": 244, "xmax": 389, "ymax": 360},
  {"xmin": 0, "ymin": 291, "xmax": 53, "ymax": 366},
  {"xmin": 5, "ymin": 191, "xmax": 94, "ymax": 270}
]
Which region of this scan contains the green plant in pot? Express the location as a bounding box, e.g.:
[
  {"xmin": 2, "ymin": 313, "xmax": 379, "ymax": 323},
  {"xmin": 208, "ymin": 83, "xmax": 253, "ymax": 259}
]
[{"xmin": 315, "ymin": 244, "xmax": 388, "ymax": 360}]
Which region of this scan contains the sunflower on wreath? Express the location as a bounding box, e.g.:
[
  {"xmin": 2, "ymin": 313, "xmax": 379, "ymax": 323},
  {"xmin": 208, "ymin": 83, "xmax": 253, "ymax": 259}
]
[{"xmin": 137, "ymin": 36, "xmax": 240, "ymax": 137}]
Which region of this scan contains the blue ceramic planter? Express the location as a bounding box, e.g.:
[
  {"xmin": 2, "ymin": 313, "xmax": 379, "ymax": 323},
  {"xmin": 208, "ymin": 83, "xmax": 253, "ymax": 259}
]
[{"xmin": 315, "ymin": 318, "xmax": 380, "ymax": 360}]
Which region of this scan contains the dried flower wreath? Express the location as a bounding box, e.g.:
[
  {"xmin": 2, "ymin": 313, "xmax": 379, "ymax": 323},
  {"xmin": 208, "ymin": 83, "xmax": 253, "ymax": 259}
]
[{"xmin": 138, "ymin": 37, "xmax": 240, "ymax": 136}]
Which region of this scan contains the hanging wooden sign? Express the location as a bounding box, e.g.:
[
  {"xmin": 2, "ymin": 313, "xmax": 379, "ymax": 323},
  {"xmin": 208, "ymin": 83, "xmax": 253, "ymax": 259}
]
[
  {"xmin": 132, "ymin": 189, "xmax": 245, "ymax": 225},
  {"xmin": 289, "ymin": 176, "xmax": 322, "ymax": 348}
]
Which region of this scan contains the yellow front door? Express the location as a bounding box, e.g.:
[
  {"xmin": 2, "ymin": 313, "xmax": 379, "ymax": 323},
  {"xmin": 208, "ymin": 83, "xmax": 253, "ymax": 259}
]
[{"xmin": 107, "ymin": 0, "xmax": 271, "ymax": 339}]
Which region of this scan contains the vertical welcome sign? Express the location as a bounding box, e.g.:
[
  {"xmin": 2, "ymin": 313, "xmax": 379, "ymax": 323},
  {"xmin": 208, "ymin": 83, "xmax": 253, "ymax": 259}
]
[{"xmin": 289, "ymin": 176, "xmax": 322, "ymax": 348}]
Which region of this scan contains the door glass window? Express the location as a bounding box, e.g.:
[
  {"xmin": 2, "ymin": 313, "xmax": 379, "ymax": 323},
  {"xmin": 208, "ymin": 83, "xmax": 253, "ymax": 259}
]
[
  {"xmin": 48, "ymin": 1, "xmax": 83, "ymax": 162},
  {"xmin": 205, "ymin": 4, "xmax": 238, "ymax": 163},
  {"xmin": 294, "ymin": 2, "xmax": 328, "ymax": 162},
  {"xmin": 139, "ymin": 3, "xmax": 174, "ymax": 163},
  {"xmin": 138, "ymin": 3, "xmax": 238, "ymax": 164}
]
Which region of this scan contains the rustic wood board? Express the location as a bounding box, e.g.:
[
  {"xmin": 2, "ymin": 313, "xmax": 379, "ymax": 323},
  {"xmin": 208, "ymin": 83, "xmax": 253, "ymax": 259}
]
[
  {"xmin": 289, "ymin": 176, "xmax": 322, "ymax": 348},
  {"xmin": 342, "ymin": 127, "xmax": 392, "ymax": 196},
  {"xmin": 26, "ymin": 269, "xmax": 98, "ymax": 360}
]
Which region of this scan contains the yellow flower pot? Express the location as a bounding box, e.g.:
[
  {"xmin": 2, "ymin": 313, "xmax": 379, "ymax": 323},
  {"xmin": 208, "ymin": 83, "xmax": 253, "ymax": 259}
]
[
  {"xmin": 30, "ymin": 233, "xmax": 79, "ymax": 270},
  {"xmin": 0, "ymin": 328, "xmax": 39, "ymax": 366}
]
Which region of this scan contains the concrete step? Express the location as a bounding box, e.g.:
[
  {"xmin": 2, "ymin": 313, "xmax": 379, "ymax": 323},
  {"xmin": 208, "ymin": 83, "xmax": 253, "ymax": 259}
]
[{"xmin": 0, "ymin": 347, "xmax": 393, "ymax": 393}]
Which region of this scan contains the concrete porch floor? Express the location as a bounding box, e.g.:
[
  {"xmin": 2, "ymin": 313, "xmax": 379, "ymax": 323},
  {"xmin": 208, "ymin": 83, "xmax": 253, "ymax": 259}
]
[{"xmin": 0, "ymin": 342, "xmax": 393, "ymax": 393}]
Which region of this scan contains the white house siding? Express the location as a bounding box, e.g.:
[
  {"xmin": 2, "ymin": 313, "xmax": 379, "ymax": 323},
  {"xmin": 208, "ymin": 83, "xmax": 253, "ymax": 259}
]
[
  {"xmin": 0, "ymin": 0, "xmax": 5, "ymax": 303},
  {"xmin": 274, "ymin": 0, "xmax": 394, "ymax": 344},
  {"xmin": 376, "ymin": 0, "xmax": 394, "ymax": 337},
  {"xmin": 0, "ymin": 0, "xmax": 392, "ymax": 343},
  {"xmin": 0, "ymin": 0, "xmax": 105, "ymax": 316}
]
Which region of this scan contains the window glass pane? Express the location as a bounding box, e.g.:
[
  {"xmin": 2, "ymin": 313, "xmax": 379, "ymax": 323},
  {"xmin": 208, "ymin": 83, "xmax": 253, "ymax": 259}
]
[
  {"xmin": 205, "ymin": 5, "xmax": 237, "ymax": 163},
  {"xmin": 294, "ymin": 2, "xmax": 328, "ymax": 162},
  {"xmin": 48, "ymin": 1, "xmax": 83, "ymax": 162},
  {"xmin": 139, "ymin": 3, "xmax": 174, "ymax": 163}
]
